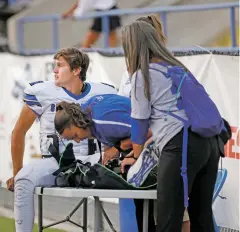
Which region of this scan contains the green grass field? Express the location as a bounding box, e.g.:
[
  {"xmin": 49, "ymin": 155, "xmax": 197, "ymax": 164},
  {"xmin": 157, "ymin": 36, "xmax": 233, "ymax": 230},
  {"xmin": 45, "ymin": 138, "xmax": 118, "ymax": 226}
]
[{"xmin": 0, "ymin": 217, "xmax": 66, "ymax": 232}]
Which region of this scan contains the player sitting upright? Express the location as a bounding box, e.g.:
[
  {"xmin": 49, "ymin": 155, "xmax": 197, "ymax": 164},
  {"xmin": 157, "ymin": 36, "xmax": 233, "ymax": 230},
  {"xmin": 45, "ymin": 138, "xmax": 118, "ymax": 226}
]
[{"xmin": 6, "ymin": 47, "xmax": 116, "ymax": 232}]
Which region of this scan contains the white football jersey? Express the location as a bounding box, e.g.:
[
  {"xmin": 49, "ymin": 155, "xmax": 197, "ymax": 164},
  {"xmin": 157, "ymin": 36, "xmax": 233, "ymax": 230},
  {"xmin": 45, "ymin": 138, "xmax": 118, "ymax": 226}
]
[
  {"xmin": 23, "ymin": 80, "xmax": 117, "ymax": 159},
  {"xmin": 118, "ymin": 71, "xmax": 131, "ymax": 98}
]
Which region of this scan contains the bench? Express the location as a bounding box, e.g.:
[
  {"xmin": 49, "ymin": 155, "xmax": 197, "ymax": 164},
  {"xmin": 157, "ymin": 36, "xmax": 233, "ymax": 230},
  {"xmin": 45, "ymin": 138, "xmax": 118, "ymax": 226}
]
[
  {"xmin": 34, "ymin": 187, "xmax": 156, "ymax": 232},
  {"xmin": 1, "ymin": 168, "xmax": 227, "ymax": 232}
]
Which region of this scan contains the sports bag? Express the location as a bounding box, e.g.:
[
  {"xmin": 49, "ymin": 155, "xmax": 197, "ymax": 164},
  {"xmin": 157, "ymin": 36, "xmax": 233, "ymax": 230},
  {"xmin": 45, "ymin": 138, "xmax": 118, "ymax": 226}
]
[
  {"xmin": 151, "ymin": 65, "xmax": 224, "ymax": 137},
  {"xmin": 53, "ymin": 143, "xmax": 158, "ymax": 190},
  {"xmin": 150, "ymin": 64, "xmax": 225, "ymax": 208}
]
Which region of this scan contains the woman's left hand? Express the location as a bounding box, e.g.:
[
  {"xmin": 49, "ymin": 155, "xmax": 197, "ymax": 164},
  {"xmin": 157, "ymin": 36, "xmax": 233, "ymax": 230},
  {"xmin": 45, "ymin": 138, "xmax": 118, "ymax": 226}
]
[{"xmin": 121, "ymin": 157, "xmax": 136, "ymax": 173}]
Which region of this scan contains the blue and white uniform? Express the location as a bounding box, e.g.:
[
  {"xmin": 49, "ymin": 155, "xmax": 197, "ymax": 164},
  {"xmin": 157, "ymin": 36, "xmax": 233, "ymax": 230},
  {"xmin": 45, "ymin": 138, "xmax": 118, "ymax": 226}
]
[
  {"xmin": 81, "ymin": 94, "xmax": 149, "ymax": 149},
  {"xmin": 81, "ymin": 94, "xmax": 154, "ymax": 188},
  {"xmin": 14, "ymin": 81, "xmax": 116, "ymax": 232},
  {"xmin": 23, "ymin": 80, "xmax": 116, "ymax": 158},
  {"xmin": 81, "ymin": 94, "xmax": 133, "ymax": 147}
]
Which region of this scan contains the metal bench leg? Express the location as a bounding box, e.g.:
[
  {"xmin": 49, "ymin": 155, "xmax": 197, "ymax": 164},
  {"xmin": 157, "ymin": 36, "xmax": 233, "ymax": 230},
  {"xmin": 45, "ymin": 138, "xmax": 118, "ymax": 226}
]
[
  {"xmin": 41, "ymin": 198, "xmax": 87, "ymax": 230},
  {"xmin": 83, "ymin": 198, "xmax": 88, "ymax": 232},
  {"xmin": 99, "ymin": 202, "xmax": 117, "ymax": 232},
  {"xmin": 38, "ymin": 195, "xmax": 43, "ymax": 232},
  {"xmin": 143, "ymin": 199, "xmax": 149, "ymax": 232},
  {"xmin": 94, "ymin": 197, "xmax": 103, "ymax": 232}
]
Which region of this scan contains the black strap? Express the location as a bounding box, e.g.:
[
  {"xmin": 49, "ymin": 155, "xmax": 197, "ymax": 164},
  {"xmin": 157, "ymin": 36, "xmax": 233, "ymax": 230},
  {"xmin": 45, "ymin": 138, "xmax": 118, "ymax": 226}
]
[
  {"xmin": 42, "ymin": 155, "xmax": 52, "ymax": 158},
  {"xmin": 97, "ymin": 140, "xmax": 102, "ymax": 163},
  {"xmin": 81, "ymin": 82, "xmax": 87, "ymax": 93},
  {"xmin": 114, "ymin": 140, "xmax": 124, "ymax": 153},
  {"xmin": 88, "ymin": 139, "xmax": 97, "ymax": 155}
]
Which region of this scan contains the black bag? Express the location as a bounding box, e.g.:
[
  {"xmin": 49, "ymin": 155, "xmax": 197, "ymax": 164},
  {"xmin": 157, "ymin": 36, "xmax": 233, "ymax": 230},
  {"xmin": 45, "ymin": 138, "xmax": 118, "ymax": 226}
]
[
  {"xmin": 47, "ymin": 135, "xmax": 76, "ymax": 168},
  {"xmin": 220, "ymin": 118, "xmax": 232, "ymax": 145},
  {"xmin": 53, "ymin": 138, "xmax": 158, "ymax": 190},
  {"xmin": 53, "ymin": 157, "xmax": 157, "ymax": 190},
  {"xmin": 218, "ymin": 118, "xmax": 232, "ymax": 157},
  {"xmin": 53, "ymin": 160, "xmax": 92, "ymax": 188}
]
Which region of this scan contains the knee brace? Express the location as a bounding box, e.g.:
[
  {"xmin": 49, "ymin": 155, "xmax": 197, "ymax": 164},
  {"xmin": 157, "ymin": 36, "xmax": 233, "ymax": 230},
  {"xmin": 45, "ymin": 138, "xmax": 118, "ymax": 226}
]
[
  {"xmin": 14, "ymin": 179, "xmax": 35, "ymax": 232},
  {"xmin": 14, "ymin": 179, "xmax": 34, "ymax": 208}
]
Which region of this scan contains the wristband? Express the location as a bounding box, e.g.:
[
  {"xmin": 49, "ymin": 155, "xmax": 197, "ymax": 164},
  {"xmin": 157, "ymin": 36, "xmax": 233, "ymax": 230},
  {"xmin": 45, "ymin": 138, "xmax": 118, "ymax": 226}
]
[
  {"xmin": 125, "ymin": 154, "xmax": 138, "ymax": 160},
  {"xmin": 131, "ymin": 155, "xmax": 138, "ymax": 160}
]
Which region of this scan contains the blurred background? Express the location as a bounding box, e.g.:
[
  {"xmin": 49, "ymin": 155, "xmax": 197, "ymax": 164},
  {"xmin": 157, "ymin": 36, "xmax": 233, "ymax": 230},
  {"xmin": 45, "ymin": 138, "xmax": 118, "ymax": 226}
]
[{"xmin": 0, "ymin": 0, "xmax": 238, "ymax": 52}]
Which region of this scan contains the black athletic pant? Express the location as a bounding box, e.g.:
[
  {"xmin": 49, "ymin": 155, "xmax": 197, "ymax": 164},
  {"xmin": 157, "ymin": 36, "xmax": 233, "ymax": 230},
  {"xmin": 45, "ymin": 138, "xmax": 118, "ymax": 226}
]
[
  {"xmin": 156, "ymin": 130, "xmax": 220, "ymax": 232},
  {"xmin": 134, "ymin": 199, "xmax": 156, "ymax": 232}
]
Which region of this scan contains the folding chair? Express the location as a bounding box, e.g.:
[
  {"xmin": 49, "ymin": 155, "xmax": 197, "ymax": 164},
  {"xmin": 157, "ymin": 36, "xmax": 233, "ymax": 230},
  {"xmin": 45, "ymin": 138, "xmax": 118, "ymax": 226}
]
[{"xmin": 212, "ymin": 168, "xmax": 228, "ymax": 232}]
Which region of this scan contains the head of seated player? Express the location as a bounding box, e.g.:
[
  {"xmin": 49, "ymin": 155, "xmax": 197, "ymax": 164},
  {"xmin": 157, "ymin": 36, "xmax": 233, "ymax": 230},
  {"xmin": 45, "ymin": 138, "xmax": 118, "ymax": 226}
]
[
  {"xmin": 53, "ymin": 47, "xmax": 89, "ymax": 89},
  {"xmin": 54, "ymin": 101, "xmax": 92, "ymax": 143}
]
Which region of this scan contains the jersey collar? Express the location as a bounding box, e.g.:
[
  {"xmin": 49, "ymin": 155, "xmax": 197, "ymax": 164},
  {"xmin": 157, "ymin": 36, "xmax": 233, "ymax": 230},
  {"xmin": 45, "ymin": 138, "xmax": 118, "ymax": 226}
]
[{"xmin": 62, "ymin": 82, "xmax": 91, "ymax": 100}]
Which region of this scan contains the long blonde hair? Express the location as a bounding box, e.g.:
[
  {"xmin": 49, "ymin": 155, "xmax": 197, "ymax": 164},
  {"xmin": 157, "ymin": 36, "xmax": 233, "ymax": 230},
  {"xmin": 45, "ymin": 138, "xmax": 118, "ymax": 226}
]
[
  {"xmin": 122, "ymin": 21, "xmax": 189, "ymax": 101},
  {"xmin": 137, "ymin": 15, "xmax": 166, "ymax": 44}
]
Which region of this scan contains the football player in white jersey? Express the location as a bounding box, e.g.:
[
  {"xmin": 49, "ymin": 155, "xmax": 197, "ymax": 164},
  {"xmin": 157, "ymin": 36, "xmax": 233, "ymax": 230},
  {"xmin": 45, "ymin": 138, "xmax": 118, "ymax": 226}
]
[{"xmin": 6, "ymin": 47, "xmax": 116, "ymax": 232}]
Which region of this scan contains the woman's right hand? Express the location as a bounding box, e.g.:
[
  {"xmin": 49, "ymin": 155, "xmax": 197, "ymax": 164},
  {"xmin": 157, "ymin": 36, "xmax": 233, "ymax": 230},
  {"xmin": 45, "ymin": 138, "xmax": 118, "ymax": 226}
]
[{"xmin": 6, "ymin": 176, "xmax": 15, "ymax": 192}]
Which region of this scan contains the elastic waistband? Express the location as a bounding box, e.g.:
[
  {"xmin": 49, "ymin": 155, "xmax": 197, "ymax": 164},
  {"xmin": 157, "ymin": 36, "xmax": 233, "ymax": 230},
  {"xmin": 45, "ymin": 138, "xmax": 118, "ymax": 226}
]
[{"xmin": 42, "ymin": 154, "xmax": 59, "ymax": 162}]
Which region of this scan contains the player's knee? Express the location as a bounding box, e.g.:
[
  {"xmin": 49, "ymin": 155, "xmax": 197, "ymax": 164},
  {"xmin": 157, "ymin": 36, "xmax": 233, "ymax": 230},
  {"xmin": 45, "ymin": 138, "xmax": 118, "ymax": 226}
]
[
  {"xmin": 14, "ymin": 179, "xmax": 34, "ymax": 208},
  {"xmin": 14, "ymin": 161, "xmax": 39, "ymax": 184}
]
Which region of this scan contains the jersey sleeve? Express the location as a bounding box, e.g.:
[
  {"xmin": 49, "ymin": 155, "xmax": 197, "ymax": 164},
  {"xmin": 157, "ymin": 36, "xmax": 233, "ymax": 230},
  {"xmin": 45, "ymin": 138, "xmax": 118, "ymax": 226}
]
[
  {"xmin": 118, "ymin": 71, "xmax": 131, "ymax": 97},
  {"xmin": 88, "ymin": 82, "xmax": 117, "ymax": 96},
  {"xmin": 22, "ymin": 81, "xmax": 44, "ymax": 116},
  {"xmin": 131, "ymin": 71, "xmax": 151, "ymax": 119}
]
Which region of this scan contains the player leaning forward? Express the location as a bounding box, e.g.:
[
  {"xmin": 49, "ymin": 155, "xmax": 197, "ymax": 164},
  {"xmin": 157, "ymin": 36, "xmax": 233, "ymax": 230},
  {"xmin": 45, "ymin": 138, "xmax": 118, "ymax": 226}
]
[{"xmin": 6, "ymin": 48, "xmax": 116, "ymax": 232}]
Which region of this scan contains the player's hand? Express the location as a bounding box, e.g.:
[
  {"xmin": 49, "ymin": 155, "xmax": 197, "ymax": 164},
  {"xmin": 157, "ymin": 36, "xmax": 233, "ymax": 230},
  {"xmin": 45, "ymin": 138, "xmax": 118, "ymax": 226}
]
[
  {"xmin": 102, "ymin": 147, "xmax": 120, "ymax": 165},
  {"xmin": 6, "ymin": 166, "xmax": 22, "ymax": 192},
  {"xmin": 120, "ymin": 157, "xmax": 136, "ymax": 174},
  {"xmin": 62, "ymin": 11, "xmax": 74, "ymax": 19},
  {"xmin": 6, "ymin": 177, "xmax": 15, "ymax": 192}
]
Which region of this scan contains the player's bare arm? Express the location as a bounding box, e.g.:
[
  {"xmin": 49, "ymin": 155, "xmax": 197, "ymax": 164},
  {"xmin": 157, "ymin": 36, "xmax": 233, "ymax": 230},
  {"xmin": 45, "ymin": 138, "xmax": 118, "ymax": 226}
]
[{"xmin": 6, "ymin": 104, "xmax": 37, "ymax": 191}]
